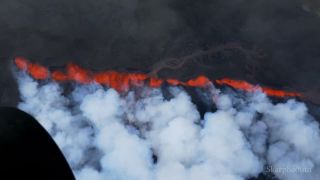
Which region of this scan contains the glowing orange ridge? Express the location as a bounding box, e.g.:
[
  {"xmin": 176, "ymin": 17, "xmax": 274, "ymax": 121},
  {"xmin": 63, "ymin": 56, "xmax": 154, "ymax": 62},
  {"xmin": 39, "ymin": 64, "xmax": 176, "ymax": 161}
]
[{"xmin": 14, "ymin": 57, "xmax": 302, "ymax": 98}]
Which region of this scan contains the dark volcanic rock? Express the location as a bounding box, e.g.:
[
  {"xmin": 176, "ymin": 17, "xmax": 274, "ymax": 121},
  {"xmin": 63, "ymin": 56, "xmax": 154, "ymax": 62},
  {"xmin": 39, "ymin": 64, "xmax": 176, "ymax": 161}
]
[{"xmin": 0, "ymin": 0, "xmax": 319, "ymax": 106}]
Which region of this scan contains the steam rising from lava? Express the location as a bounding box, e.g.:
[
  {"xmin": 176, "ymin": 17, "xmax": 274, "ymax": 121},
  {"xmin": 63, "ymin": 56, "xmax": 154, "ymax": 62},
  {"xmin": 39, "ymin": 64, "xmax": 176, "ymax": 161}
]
[
  {"xmin": 14, "ymin": 58, "xmax": 320, "ymax": 180},
  {"xmin": 14, "ymin": 57, "xmax": 301, "ymax": 98}
]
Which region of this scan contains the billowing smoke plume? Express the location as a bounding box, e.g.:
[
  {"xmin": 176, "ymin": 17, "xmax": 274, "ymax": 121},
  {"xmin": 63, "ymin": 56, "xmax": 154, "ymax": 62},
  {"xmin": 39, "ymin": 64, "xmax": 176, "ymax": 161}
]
[{"xmin": 16, "ymin": 72, "xmax": 320, "ymax": 180}]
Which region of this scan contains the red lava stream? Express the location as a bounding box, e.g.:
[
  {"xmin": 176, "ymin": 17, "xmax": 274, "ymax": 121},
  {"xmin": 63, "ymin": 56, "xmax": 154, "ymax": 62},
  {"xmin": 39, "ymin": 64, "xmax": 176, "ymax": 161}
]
[{"xmin": 14, "ymin": 57, "xmax": 302, "ymax": 98}]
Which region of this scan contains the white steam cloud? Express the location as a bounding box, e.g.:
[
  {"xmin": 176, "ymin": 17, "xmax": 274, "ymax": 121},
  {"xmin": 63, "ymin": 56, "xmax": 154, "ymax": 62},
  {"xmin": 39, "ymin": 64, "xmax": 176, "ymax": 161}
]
[{"xmin": 16, "ymin": 73, "xmax": 320, "ymax": 180}]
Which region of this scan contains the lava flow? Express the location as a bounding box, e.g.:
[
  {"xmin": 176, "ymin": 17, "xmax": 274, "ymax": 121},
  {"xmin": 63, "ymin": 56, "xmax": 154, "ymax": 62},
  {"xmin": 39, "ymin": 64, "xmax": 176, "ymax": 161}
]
[{"xmin": 14, "ymin": 57, "xmax": 302, "ymax": 98}]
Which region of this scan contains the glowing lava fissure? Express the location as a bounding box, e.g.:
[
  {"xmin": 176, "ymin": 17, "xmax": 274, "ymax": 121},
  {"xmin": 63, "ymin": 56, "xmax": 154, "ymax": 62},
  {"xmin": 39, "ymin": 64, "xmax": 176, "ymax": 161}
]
[{"xmin": 14, "ymin": 57, "xmax": 302, "ymax": 98}]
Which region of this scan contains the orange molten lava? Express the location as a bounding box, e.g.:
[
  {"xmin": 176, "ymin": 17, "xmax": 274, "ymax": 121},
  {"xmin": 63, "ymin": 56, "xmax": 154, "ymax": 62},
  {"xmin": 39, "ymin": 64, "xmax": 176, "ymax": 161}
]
[
  {"xmin": 167, "ymin": 79, "xmax": 184, "ymax": 86},
  {"xmin": 52, "ymin": 71, "xmax": 68, "ymax": 81},
  {"xmin": 15, "ymin": 57, "xmax": 49, "ymax": 80},
  {"xmin": 149, "ymin": 78, "xmax": 164, "ymax": 88},
  {"xmin": 94, "ymin": 71, "xmax": 148, "ymax": 91},
  {"xmin": 186, "ymin": 76, "xmax": 211, "ymax": 87},
  {"xmin": 15, "ymin": 57, "xmax": 28, "ymax": 70},
  {"xmin": 14, "ymin": 57, "xmax": 302, "ymax": 98},
  {"xmin": 216, "ymin": 78, "xmax": 301, "ymax": 98}
]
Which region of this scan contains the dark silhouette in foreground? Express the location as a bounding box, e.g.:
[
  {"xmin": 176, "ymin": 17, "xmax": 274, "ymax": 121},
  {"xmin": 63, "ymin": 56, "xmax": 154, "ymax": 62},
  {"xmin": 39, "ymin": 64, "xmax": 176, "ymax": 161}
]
[{"xmin": 0, "ymin": 107, "xmax": 75, "ymax": 179}]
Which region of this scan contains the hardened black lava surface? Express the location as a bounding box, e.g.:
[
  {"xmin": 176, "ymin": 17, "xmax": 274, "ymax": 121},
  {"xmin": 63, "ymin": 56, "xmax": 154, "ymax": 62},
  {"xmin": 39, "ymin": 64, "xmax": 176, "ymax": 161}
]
[{"xmin": 0, "ymin": 0, "xmax": 320, "ymax": 107}]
